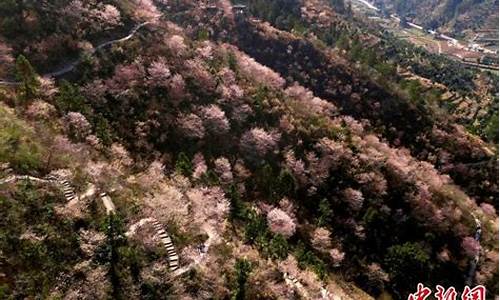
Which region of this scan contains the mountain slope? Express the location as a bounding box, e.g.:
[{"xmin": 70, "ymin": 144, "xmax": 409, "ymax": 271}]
[
  {"xmin": 0, "ymin": 0, "xmax": 498, "ymax": 299},
  {"xmin": 375, "ymin": 0, "xmax": 499, "ymax": 36}
]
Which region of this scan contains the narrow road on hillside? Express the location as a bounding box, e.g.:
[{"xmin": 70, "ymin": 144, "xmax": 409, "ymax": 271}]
[
  {"xmin": 45, "ymin": 22, "xmax": 151, "ymax": 78},
  {"xmin": 466, "ymin": 213, "xmax": 482, "ymax": 285},
  {"xmin": 0, "ymin": 22, "xmax": 150, "ymax": 84},
  {"xmin": 353, "ymin": 0, "xmax": 379, "ymax": 11}
]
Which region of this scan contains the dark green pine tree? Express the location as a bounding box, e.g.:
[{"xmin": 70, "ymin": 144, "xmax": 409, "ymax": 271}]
[
  {"xmin": 231, "ymin": 259, "xmax": 252, "ymax": 300},
  {"xmin": 15, "ymin": 54, "xmax": 40, "ymax": 101}
]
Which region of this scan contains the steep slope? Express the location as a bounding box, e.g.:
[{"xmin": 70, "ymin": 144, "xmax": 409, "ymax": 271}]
[
  {"xmin": 0, "ymin": 0, "xmax": 498, "ymax": 299},
  {"xmin": 166, "ymin": 0, "xmax": 498, "ymax": 207},
  {"xmin": 375, "ymin": 0, "xmax": 499, "ymax": 36}
]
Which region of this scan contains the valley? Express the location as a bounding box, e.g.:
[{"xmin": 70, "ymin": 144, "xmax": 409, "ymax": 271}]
[{"xmin": 351, "ymin": 0, "xmax": 499, "ymax": 71}]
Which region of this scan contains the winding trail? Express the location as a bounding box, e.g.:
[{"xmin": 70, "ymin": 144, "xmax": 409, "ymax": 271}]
[
  {"xmin": 125, "ymin": 218, "xmax": 219, "ymax": 276},
  {"xmin": 0, "ymin": 175, "xmax": 51, "ymax": 185},
  {"xmin": 0, "ymin": 22, "xmax": 150, "ymax": 84},
  {"xmin": 353, "ymin": 0, "xmax": 379, "ymax": 11},
  {"xmin": 151, "ymin": 219, "xmax": 180, "ymax": 271},
  {"xmin": 0, "ymin": 174, "xmax": 117, "ymax": 215},
  {"xmin": 171, "ymin": 224, "xmax": 218, "ymax": 277},
  {"xmin": 283, "ymin": 272, "xmax": 337, "ymax": 299},
  {"xmin": 2, "ymin": 173, "xmax": 184, "ymax": 274},
  {"xmin": 44, "ymin": 22, "xmax": 150, "ymax": 78},
  {"xmin": 125, "ymin": 217, "xmax": 180, "ymax": 271},
  {"xmin": 0, "ymin": 174, "xmax": 78, "ymax": 202},
  {"xmin": 0, "ymin": 80, "xmax": 19, "ymax": 86},
  {"xmin": 466, "ymin": 212, "xmax": 482, "ymax": 285},
  {"xmin": 283, "ymin": 272, "xmax": 311, "ymax": 299}
]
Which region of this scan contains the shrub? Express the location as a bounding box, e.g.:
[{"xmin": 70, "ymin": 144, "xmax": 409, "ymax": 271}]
[
  {"xmin": 0, "ymin": 105, "xmax": 44, "ymax": 172},
  {"xmin": 227, "ymin": 184, "xmax": 246, "ymax": 220},
  {"xmin": 317, "ymin": 198, "xmax": 333, "ymax": 227},
  {"xmin": 267, "ymin": 234, "xmax": 290, "ymax": 260},
  {"xmin": 175, "ymin": 152, "xmax": 192, "ymax": 176},
  {"xmin": 55, "ymin": 80, "xmax": 91, "ymax": 114},
  {"xmin": 231, "ymin": 259, "xmax": 253, "ymax": 300},
  {"xmin": 276, "ymin": 169, "xmax": 297, "ymax": 197},
  {"xmin": 384, "ymin": 242, "xmax": 430, "ymax": 294},
  {"xmin": 15, "ymin": 55, "xmax": 40, "ymax": 101},
  {"xmin": 294, "ymin": 242, "xmax": 328, "ymax": 279},
  {"xmin": 244, "ymin": 210, "xmax": 268, "ymax": 244}
]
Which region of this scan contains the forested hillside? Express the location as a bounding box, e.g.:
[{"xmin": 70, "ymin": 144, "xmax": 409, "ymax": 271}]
[
  {"xmin": 374, "ymin": 0, "xmax": 499, "ymax": 36},
  {"xmin": 0, "ymin": 0, "xmax": 497, "ymax": 299}
]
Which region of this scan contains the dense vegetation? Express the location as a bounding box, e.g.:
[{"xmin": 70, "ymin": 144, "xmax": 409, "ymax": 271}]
[
  {"xmin": 236, "ymin": 0, "xmax": 498, "ymax": 143},
  {"xmin": 0, "ymin": 0, "xmax": 497, "ymax": 299},
  {"xmin": 376, "ymin": 0, "xmax": 499, "ymax": 36},
  {"xmin": 0, "ymin": 182, "xmax": 81, "ymax": 297}
]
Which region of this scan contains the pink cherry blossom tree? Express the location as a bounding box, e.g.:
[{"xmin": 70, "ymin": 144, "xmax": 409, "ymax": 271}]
[
  {"xmin": 267, "ymin": 207, "xmax": 296, "ymax": 238},
  {"xmin": 240, "ymin": 128, "xmax": 280, "ymax": 160},
  {"xmin": 63, "ymin": 112, "xmax": 91, "ymax": 141},
  {"xmin": 192, "ymin": 152, "xmax": 208, "ymax": 179},
  {"xmin": 224, "ymin": 45, "xmax": 286, "ymax": 89},
  {"xmin": 130, "ymin": 0, "xmax": 160, "ymax": 22},
  {"xmin": 343, "ymin": 188, "xmax": 364, "ymax": 211},
  {"xmin": 184, "ymin": 58, "xmax": 216, "ymax": 90},
  {"xmin": 461, "ymin": 237, "xmax": 480, "ymax": 258},
  {"xmin": 310, "ymin": 227, "xmax": 332, "ymax": 252},
  {"xmin": 177, "ymin": 113, "xmax": 205, "ymax": 139},
  {"xmin": 147, "ymin": 58, "xmax": 171, "ymax": 87},
  {"xmin": 199, "ymin": 105, "xmax": 230, "ymax": 134},
  {"xmin": 166, "ymin": 35, "xmax": 188, "ymax": 57},
  {"xmin": 169, "ymin": 74, "xmax": 186, "ymax": 102},
  {"xmin": 214, "ymin": 157, "xmax": 233, "ymax": 184},
  {"xmin": 329, "ymin": 248, "xmax": 345, "ymax": 266}
]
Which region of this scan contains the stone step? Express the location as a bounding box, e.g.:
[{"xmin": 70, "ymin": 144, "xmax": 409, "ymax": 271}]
[{"xmin": 168, "ymin": 255, "xmax": 179, "ymax": 261}]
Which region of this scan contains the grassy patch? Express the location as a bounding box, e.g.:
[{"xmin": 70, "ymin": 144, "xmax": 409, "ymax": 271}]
[{"xmin": 0, "ymin": 104, "xmax": 44, "ymax": 173}]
